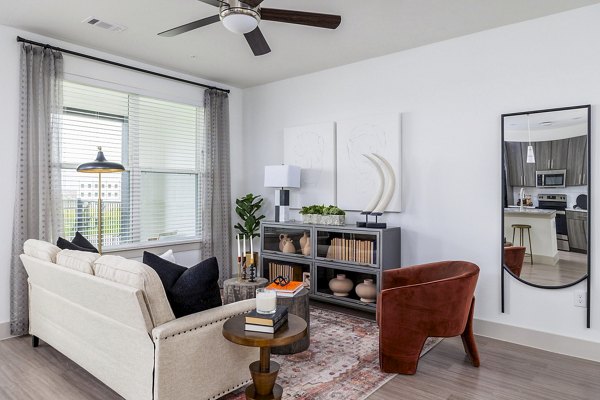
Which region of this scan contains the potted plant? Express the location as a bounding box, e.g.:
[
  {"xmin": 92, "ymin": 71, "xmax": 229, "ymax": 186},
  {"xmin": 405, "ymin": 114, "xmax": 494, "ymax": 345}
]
[
  {"xmin": 300, "ymin": 204, "xmax": 345, "ymax": 225},
  {"xmin": 299, "ymin": 204, "xmax": 323, "ymax": 224},
  {"xmin": 322, "ymin": 205, "xmax": 346, "ymax": 226},
  {"xmin": 234, "ymin": 194, "xmax": 265, "ymax": 266}
]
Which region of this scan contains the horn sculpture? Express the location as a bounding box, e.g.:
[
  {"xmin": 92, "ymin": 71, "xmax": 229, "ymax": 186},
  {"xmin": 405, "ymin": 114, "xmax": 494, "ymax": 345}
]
[
  {"xmin": 371, "ymin": 153, "xmax": 395, "ymax": 215},
  {"xmin": 357, "ymin": 153, "xmax": 394, "ymax": 229},
  {"xmin": 361, "ymin": 153, "xmax": 385, "ymax": 213}
]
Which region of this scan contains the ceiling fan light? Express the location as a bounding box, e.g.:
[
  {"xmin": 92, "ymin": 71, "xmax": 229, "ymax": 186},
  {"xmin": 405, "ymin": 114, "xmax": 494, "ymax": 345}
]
[{"xmin": 222, "ymin": 13, "xmax": 259, "ymax": 34}]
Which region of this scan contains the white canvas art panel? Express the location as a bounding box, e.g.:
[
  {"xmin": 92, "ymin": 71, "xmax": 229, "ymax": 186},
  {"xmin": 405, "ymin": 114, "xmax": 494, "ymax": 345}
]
[
  {"xmin": 283, "ymin": 122, "xmax": 336, "ymax": 208},
  {"xmin": 336, "ymin": 113, "xmax": 402, "ymax": 212}
]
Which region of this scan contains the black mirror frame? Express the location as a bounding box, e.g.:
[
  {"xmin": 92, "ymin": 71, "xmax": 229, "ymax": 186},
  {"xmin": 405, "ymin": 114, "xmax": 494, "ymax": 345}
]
[{"xmin": 500, "ymin": 104, "xmax": 591, "ymax": 328}]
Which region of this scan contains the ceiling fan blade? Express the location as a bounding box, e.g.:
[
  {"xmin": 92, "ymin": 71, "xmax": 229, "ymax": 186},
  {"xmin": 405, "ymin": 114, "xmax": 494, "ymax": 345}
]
[
  {"xmin": 261, "ymin": 8, "xmax": 341, "ymax": 29},
  {"xmin": 158, "ymin": 15, "xmax": 220, "ymax": 37},
  {"xmin": 240, "ymin": 0, "xmax": 265, "ymax": 7},
  {"xmin": 244, "ymin": 27, "xmax": 271, "ymax": 56},
  {"xmin": 197, "ymin": 0, "xmax": 225, "ymax": 7}
]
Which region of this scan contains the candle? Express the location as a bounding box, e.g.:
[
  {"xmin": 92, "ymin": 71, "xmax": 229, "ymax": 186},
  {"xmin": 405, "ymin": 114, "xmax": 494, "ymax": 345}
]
[
  {"xmin": 256, "ymin": 288, "xmax": 277, "ymax": 314},
  {"xmin": 243, "ymin": 235, "xmax": 246, "ymax": 257},
  {"xmin": 250, "ymin": 236, "xmax": 254, "ymax": 262},
  {"xmin": 237, "ymin": 235, "xmax": 241, "ymax": 258}
]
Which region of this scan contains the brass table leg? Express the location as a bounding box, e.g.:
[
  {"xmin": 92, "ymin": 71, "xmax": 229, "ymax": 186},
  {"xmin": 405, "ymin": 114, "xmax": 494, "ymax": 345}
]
[{"xmin": 245, "ymin": 346, "xmax": 282, "ymax": 400}]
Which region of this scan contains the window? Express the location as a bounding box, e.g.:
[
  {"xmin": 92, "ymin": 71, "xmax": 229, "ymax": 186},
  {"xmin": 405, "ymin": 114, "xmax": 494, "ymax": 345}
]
[{"xmin": 59, "ymin": 81, "xmax": 204, "ymax": 249}]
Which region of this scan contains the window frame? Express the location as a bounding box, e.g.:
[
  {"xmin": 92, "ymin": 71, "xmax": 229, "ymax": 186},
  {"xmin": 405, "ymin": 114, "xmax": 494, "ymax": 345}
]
[{"xmin": 59, "ymin": 85, "xmax": 204, "ymax": 251}]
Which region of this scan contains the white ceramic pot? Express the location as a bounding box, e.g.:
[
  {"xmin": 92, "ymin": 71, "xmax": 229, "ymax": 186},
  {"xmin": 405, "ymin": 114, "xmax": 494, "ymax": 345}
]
[
  {"xmin": 329, "ymin": 274, "xmax": 354, "ymax": 297},
  {"xmin": 355, "ymin": 279, "xmax": 377, "ymax": 303},
  {"xmin": 299, "ymin": 232, "xmax": 309, "ymax": 250},
  {"xmin": 321, "ymin": 215, "xmax": 345, "ymax": 226},
  {"xmin": 282, "ymin": 238, "xmax": 296, "ymax": 253},
  {"xmin": 302, "ymin": 240, "xmax": 311, "ymax": 256}
]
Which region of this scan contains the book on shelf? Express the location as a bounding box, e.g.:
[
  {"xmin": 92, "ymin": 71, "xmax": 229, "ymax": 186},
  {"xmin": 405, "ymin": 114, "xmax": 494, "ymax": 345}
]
[
  {"xmin": 245, "ymin": 317, "xmax": 287, "ymax": 334},
  {"xmin": 266, "ymin": 281, "xmax": 304, "ymax": 297},
  {"xmin": 326, "ymin": 237, "xmax": 376, "ymax": 264},
  {"xmin": 268, "ymin": 262, "xmax": 303, "ymax": 282},
  {"xmin": 245, "ymin": 306, "xmax": 288, "ymax": 327}
]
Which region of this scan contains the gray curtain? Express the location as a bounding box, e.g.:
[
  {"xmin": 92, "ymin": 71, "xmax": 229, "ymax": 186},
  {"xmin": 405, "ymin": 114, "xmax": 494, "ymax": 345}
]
[
  {"xmin": 10, "ymin": 45, "xmax": 63, "ymax": 336},
  {"xmin": 201, "ymin": 89, "xmax": 232, "ymax": 285}
]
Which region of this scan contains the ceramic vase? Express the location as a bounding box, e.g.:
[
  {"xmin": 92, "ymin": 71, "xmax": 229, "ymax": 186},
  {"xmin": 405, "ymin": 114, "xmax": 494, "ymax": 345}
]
[
  {"xmin": 282, "ymin": 238, "xmax": 296, "ymax": 254},
  {"xmin": 302, "ymin": 240, "xmax": 311, "ymax": 256},
  {"xmin": 329, "ymin": 274, "xmax": 353, "ymax": 297},
  {"xmin": 279, "ymin": 233, "xmax": 289, "ymax": 252},
  {"xmin": 355, "ymin": 279, "xmax": 377, "ymax": 303},
  {"xmin": 299, "ymin": 232, "xmax": 309, "ymax": 250}
]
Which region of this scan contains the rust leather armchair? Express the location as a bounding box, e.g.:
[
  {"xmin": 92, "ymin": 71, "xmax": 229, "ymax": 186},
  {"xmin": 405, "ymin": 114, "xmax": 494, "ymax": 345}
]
[
  {"xmin": 377, "ymin": 261, "xmax": 480, "ymax": 374},
  {"xmin": 504, "ymin": 246, "xmax": 526, "ymax": 277}
]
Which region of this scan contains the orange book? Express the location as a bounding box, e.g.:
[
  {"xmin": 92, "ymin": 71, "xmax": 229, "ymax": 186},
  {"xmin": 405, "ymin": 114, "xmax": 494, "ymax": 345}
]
[{"xmin": 266, "ymin": 280, "xmax": 304, "ymax": 293}]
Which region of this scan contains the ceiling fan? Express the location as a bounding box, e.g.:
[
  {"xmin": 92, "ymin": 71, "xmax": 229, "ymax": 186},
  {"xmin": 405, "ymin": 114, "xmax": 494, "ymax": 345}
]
[{"xmin": 158, "ymin": 0, "xmax": 342, "ymax": 56}]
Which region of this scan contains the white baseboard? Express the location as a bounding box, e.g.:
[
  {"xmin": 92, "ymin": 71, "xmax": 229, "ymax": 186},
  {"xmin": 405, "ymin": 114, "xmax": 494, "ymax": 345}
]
[
  {"xmin": 0, "ymin": 321, "xmax": 12, "ymax": 341},
  {"xmin": 474, "ymin": 318, "xmax": 600, "ymax": 362}
]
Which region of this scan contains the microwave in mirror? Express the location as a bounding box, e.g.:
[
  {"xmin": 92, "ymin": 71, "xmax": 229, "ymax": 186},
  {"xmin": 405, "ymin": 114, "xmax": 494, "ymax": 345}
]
[{"xmin": 536, "ymin": 170, "xmax": 566, "ymax": 188}]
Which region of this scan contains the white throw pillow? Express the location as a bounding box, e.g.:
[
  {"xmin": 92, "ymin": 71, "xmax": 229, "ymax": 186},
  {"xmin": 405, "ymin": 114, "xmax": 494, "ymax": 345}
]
[
  {"xmin": 93, "ymin": 255, "xmax": 175, "ymax": 327},
  {"xmin": 23, "ymin": 239, "xmax": 61, "ymax": 263},
  {"xmin": 56, "ymin": 249, "xmax": 99, "ymax": 275},
  {"xmin": 159, "ymin": 249, "xmax": 176, "ymax": 263}
]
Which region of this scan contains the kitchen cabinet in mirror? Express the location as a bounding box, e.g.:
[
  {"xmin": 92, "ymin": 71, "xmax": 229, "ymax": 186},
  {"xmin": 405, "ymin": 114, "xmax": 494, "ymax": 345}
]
[{"xmin": 501, "ymin": 105, "xmax": 591, "ymax": 327}]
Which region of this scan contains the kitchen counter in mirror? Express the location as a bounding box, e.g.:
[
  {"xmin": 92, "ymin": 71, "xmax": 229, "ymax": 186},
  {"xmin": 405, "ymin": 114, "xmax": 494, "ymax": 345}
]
[
  {"xmin": 504, "ymin": 208, "xmax": 558, "ymax": 266},
  {"xmin": 504, "ymin": 208, "xmax": 556, "ymax": 218},
  {"xmin": 565, "ymin": 208, "xmax": 588, "ymax": 213}
]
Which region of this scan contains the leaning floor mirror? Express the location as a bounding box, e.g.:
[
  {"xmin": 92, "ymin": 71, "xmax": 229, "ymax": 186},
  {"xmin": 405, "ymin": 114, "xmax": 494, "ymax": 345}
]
[{"xmin": 501, "ymin": 105, "xmax": 591, "ymax": 328}]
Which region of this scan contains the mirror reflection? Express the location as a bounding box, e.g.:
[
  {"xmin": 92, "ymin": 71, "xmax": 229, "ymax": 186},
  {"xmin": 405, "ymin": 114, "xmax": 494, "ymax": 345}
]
[{"xmin": 502, "ymin": 107, "xmax": 589, "ymax": 287}]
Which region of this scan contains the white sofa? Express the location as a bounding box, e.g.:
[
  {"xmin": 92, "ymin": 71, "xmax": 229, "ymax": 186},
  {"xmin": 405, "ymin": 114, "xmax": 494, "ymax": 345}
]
[{"xmin": 20, "ymin": 239, "xmax": 257, "ymax": 400}]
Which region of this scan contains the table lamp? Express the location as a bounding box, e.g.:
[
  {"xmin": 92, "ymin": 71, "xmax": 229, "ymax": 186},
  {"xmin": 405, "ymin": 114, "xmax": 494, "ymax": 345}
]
[
  {"xmin": 264, "ymin": 165, "xmax": 301, "ymax": 222},
  {"xmin": 77, "ymin": 146, "xmax": 125, "ymax": 254}
]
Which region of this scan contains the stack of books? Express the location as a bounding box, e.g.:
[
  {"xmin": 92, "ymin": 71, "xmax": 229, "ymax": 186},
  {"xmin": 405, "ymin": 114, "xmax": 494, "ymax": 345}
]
[
  {"xmin": 268, "ymin": 263, "xmax": 303, "ymax": 282},
  {"xmin": 266, "ymin": 281, "xmax": 304, "ymax": 297},
  {"xmin": 245, "ymin": 306, "xmax": 288, "ymax": 333},
  {"xmin": 326, "ymin": 238, "xmax": 376, "ymax": 264}
]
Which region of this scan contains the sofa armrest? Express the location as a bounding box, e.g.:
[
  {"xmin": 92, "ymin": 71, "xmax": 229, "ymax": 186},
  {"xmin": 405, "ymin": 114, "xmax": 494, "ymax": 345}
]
[
  {"xmin": 152, "ymin": 298, "xmax": 255, "ymax": 341},
  {"xmin": 151, "ymin": 299, "xmax": 258, "ymax": 400}
]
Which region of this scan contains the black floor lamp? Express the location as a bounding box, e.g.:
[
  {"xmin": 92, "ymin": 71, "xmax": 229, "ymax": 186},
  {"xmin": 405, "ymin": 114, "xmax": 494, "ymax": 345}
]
[{"xmin": 77, "ymin": 146, "xmax": 125, "ymax": 254}]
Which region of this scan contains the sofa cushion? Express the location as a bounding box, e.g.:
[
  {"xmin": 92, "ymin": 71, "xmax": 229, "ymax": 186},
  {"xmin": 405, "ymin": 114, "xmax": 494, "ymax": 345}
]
[
  {"xmin": 23, "ymin": 239, "xmax": 61, "ymax": 263},
  {"xmin": 93, "ymin": 255, "xmax": 175, "ymax": 327},
  {"xmin": 57, "ymin": 232, "xmax": 99, "ymax": 253},
  {"xmin": 159, "ymin": 249, "xmax": 176, "ymax": 263},
  {"xmin": 143, "ymin": 251, "xmax": 222, "ymax": 318},
  {"xmin": 56, "ymin": 249, "xmax": 99, "ymax": 275}
]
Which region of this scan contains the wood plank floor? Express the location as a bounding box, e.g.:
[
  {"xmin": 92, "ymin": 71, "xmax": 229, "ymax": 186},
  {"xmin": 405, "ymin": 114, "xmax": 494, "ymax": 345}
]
[
  {"xmin": 1, "ymin": 333, "xmax": 599, "ymax": 400},
  {"xmin": 518, "ymin": 250, "xmax": 587, "ymax": 287}
]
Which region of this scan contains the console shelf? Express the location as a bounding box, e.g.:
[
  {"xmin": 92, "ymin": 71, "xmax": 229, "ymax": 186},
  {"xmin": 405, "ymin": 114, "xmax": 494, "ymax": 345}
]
[{"xmin": 260, "ymin": 221, "xmax": 401, "ymax": 313}]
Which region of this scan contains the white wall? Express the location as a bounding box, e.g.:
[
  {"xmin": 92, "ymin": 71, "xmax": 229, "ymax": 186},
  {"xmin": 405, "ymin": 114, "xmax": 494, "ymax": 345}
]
[
  {"xmin": 0, "ymin": 24, "xmax": 244, "ymax": 334},
  {"xmin": 242, "ymin": 5, "xmax": 600, "ymax": 346}
]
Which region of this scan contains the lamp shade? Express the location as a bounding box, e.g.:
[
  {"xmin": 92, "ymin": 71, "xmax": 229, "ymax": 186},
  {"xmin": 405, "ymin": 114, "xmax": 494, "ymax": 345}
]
[
  {"xmin": 77, "ymin": 147, "xmax": 125, "ymax": 173},
  {"xmin": 264, "ymin": 165, "xmax": 301, "ymax": 188}
]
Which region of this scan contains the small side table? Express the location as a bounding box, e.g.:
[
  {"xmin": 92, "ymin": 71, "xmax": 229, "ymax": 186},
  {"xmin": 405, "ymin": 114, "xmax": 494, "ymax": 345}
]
[
  {"xmin": 272, "ymin": 288, "xmax": 310, "ymax": 355},
  {"xmin": 223, "ymin": 277, "xmax": 268, "ymax": 305},
  {"xmin": 223, "ymin": 314, "xmax": 307, "ymax": 400}
]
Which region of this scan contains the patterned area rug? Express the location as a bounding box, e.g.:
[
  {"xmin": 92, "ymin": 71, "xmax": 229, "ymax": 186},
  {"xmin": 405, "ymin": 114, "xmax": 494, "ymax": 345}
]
[{"xmin": 219, "ymin": 307, "xmax": 442, "ymax": 400}]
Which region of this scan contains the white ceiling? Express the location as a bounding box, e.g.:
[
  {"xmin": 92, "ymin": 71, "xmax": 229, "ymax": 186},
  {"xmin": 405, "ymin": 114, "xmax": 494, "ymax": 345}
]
[{"xmin": 1, "ymin": 0, "xmax": 599, "ymax": 88}]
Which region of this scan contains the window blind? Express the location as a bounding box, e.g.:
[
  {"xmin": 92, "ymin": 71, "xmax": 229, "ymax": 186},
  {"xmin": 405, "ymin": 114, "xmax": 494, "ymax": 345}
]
[{"xmin": 59, "ymin": 81, "xmax": 204, "ymax": 248}]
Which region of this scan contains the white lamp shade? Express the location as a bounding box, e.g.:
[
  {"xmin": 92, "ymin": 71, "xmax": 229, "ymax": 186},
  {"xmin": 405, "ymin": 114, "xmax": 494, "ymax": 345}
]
[
  {"xmin": 526, "ymin": 145, "xmax": 536, "ymax": 164},
  {"xmin": 264, "ymin": 165, "xmax": 301, "ymax": 188}
]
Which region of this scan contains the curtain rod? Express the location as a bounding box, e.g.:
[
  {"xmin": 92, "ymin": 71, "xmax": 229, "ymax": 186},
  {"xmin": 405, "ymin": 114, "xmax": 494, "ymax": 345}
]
[{"xmin": 16, "ymin": 36, "xmax": 230, "ymax": 94}]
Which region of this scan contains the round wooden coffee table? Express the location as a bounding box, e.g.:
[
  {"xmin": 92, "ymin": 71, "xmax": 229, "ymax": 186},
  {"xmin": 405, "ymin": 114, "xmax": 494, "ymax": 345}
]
[{"xmin": 223, "ymin": 314, "xmax": 307, "ymax": 400}]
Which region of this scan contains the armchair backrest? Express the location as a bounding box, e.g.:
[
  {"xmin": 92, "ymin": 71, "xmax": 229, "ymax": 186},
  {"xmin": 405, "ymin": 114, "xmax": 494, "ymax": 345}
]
[
  {"xmin": 380, "ymin": 261, "xmax": 479, "ymax": 337},
  {"xmin": 503, "ymin": 246, "xmax": 526, "ymax": 277}
]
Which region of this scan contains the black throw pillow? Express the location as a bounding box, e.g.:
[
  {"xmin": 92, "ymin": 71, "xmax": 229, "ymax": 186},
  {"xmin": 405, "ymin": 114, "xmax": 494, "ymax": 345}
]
[
  {"xmin": 143, "ymin": 251, "xmax": 222, "ymax": 318},
  {"xmin": 57, "ymin": 232, "xmax": 99, "ymax": 253}
]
